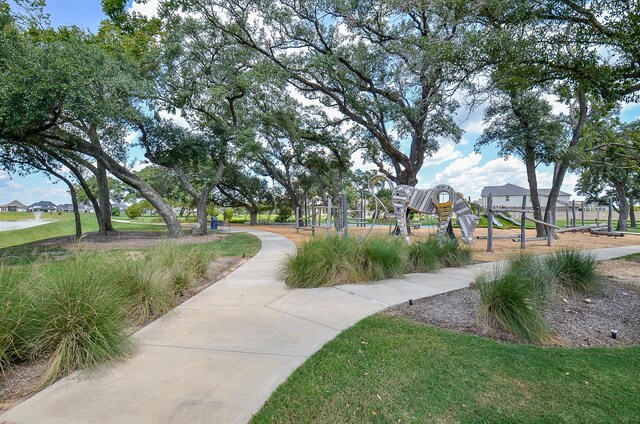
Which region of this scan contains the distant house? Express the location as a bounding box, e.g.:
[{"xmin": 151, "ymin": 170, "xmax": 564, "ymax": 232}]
[
  {"xmin": 57, "ymin": 203, "xmax": 75, "ymax": 213},
  {"xmin": 82, "ymin": 204, "xmax": 95, "ymax": 213},
  {"xmin": 111, "ymin": 203, "xmax": 128, "ymax": 214},
  {"xmin": 480, "ymin": 184, "xmax": 571, "ymax": 209},
  {"xmin": 0, "ymin": 200, "xmax": 27, "ymax": 212},
  {"xmin": 29, "ymin": 200, "xmax": 57, "ymax": 212}
]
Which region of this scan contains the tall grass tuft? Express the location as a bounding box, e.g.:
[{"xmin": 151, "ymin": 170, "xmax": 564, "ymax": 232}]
[
  {"xmin": 109, "ymin": 260, "xmax": 175, "ymax": 325},
  {"xmin": 360, "ymin": 237, "xmax": 408, "ymax": 281},
  {"xmin": 280, "ymin": 237, "xmax": 364, "ymax": 288},
  {"xmin": 0, "ymin": 266, "xmax": 31, "ymax": 371},
  {"xmin": 28, "ymin": 253, "xmax": 135, "ymax": 387},
  {"xmin": 505, "ymin": 253, "xmax": 557, "ymax": 299},
  {"xmin": 546, "ymin": 249, "xmax": 599, "ymax": 294},
  {"xmin": 477, "ymin": 267, "xmax": 551, "ymax": 343},
  {"xmin": 408, "ymin": 237, "xmax": 472, "ymax": 272}
]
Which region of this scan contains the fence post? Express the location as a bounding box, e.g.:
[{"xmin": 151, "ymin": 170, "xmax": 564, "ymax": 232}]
[
  {"xmin": 608, "ymin": 197, "xmax": 613, "ymax": 232},
  {"xmin": 342, "ymin": 191, "xmax": 349, "ymax": 239},
  {"xmin": 487, "ymin": 193, "xmax": 493, "ymax": 253},
  {"xmin": 521, "ymin": 195, "xmax": 527, "ymax": 250},
  {"xmin": 327, "ymin": 198, "xmax": 332, "ymax": 235}
]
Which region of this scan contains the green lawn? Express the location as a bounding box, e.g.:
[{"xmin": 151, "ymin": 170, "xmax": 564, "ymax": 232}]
[
  {"xmin": 0, "ymin": 212, "xmax": 167, "ymax": 249},
  {"xmin": 620, "ymin": 252, "xmax": 640, "ymax": 263},
  {"xmin": 252, "ymin": 315, "xmax": 640, "ymax": 424}
]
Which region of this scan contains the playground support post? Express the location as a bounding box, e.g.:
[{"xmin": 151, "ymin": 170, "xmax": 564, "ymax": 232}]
[
  {"xmin": 327, "ymin": 198, "xmax": 332, "ymax": 236},
  {"xmin": 581, "ymin": 201, "xmax": 585, "ymax": 226},
  {"xmin": 304, "ymin": 196, "xmax": 308, "ymax": 227},
  {"xmin": 572, "ymin": 200, "xmax": 576, "ymax": 227},
  {"xmin": 342, "ymin": 191, "xmax": 349, "ymax": 239},
  {"xmin": 608, "ymin": 197, "xmax": 613, "ymax": 232},
  {"xmin": 521, "ymin": 195, "xmax": 527, "ymax": 250},
  {"xmin": 487, "ymin": 193, "xmax": 493, "ymax": 252},
  {"xmin": 565, "ymin": 204, "xmax": 570, "ymax": 228},
  {"xmin": 311, "ymin": 198, "xmax": 316, "ymax": 226}
]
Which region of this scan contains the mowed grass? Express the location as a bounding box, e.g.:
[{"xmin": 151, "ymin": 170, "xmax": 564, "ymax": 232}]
[
  {"xmin": 620, "ymin": 252, "xmax": 640, "ymax": 263},
  {"xmin": 252, "ymin": 315, "xmax": 640, "ymax": 424},
  {"xmin": 0, "ymin": 212, "xmax": 165, "ymax": 249}
]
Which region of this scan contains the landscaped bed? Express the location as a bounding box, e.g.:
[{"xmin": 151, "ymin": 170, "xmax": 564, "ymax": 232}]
[
  {"xmin": 251, "ymin": 252, "xmax": 640, "ymax": 423},
  {"xmin": 0, "ymin": 231, "xmax": 261, "ymax": 411}
]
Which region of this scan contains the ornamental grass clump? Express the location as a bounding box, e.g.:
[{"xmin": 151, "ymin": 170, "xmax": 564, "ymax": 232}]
[
  {"xmin": 280, "ymin": 237, "xmax": 364, "ymax": 288},
  {"xmin": 408, "ymin": 237, "xmax": 471, "ymax": 272},
  {"xmin": 546, "ymin": 249, "xmax": 599, "ymax": 294},
  {"xmin": 505, "ymin": 253, "xmax": 557, "ymax": 299},
  {"xmin": 0, "ymin": 266, "xmax": 30, "ymax": 372},
  {"xmin": 477, "ymin": 266, "xmax": 552, "ymax": 343},
  {"xmin": 27, "ymin": 254, "xmax": 135, "ymax": 388},
  {"xmin": 360, "ymin": 237, "xmax": 408, "ymax": 281}
]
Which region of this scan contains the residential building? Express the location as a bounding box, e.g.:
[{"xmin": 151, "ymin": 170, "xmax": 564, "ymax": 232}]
[
  {"xmin": 29, "ymin": 200, "xmax": 57, "ymax": 212},
  {"xmin": 480, "ymin": 184, "xmax": 571, "ymax": 209},
  {"xmin": 0, "ymin": 200, "xmax": 27, "ymax": 212}
]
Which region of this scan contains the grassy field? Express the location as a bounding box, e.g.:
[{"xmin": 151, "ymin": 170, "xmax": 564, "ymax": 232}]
[
  {"xmin": 0, "ymin": 212, "xmax": 167, "ymax": 249},
  {"xmin": 252, "ymin": 315, "xmax": 640, "ymax": 423}
]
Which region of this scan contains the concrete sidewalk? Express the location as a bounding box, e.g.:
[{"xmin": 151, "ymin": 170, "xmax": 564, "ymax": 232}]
[{"xmin": 2, "ymin": 230, "xmax": 640, "ymax": 424}]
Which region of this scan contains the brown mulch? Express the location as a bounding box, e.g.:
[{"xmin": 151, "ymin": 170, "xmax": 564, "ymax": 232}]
[{"xmin": 389, "ymin": 259, "xmax": 640, "ymax": 347}]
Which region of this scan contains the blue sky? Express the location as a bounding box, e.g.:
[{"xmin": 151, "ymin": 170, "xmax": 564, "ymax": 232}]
[{"xmin": 0, "ymin": 0, "xmax": 638, "ymax": 207}]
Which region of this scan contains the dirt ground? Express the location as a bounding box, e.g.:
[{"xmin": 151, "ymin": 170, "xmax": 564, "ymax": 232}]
[
  {"xmin": 389, "ymin": 259, "xmax": 640, "ymax": 347},
  {"xmin": 247, "ymin": 224, "xmax": 640, "ymax": 261}
]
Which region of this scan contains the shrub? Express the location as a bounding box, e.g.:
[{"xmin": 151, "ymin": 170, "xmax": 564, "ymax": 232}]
[
  {"xmin": 477, "ymin": 268, "xmax": 551, "ymax": 343},
  {"xmin": 361, "ymin": 237, "xmax": 408, "ymax": 281},
  {"xmin": 280, "ymin": 237, "xmax": 364, "ymax": 288},
  {"xmin": 223, "ymin": 208, "xmax": 235, "ymax": 222},
  {"xmin": 28, "ymin": 254, "xmax": 135, "ymax": 387},
  {"xmin": 125, "ymin": 203, "xmax": 143, "ymax": 220},
  {"xmin": 276, "ymin": 206, "xmax": 293, "ymax": 222},
  {"xmin": 546, "ymin": 249, "xmax": 599, "ymax": 294}
]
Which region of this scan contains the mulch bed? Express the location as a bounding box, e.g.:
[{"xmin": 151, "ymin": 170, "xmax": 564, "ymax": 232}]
[{"xmin": 389, "ymin": 260, "xmax": 640, "ymax": 347}]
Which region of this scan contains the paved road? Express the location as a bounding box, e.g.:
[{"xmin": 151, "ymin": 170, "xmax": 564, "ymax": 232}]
[{"xmin": 2, "ymin": 230, "xmax": 639, "ymax": 424}]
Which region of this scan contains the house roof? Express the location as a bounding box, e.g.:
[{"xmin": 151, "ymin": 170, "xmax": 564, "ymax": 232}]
[
  {"xmin": 481, "ymin": 184, "xmax": 571, "ymax": 198},
  {"xmin": 58, "ymin": 204, "xmax": 74, "ymax": 209},
  {"xmin": 1, "ymin": 200, "xmax": 27, "ymax": 208},
  {"xmin": 481, "ymin": 184, "xmax": 529, "ymax": 197},
  {"xmin": 29, "ymin": 200, "xmax": 57, "ymax": 208}
]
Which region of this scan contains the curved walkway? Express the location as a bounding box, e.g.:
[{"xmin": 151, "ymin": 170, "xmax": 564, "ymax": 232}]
[{"xmin": 2, "ymin": 230, "xmax": 640, "ymax": 424}]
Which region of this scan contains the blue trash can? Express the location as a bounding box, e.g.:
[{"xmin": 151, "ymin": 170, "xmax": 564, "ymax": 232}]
[{"xmin": 210, "ymin": 216, "xmax": 218, "ymax": 230}]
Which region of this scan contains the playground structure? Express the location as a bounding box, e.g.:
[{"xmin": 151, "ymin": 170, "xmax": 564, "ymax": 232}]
[
  {"xmin": 383, "ymin": 180, "xmax": 479, "ymax": 244},
  {"xmin": 293, "ymin": 175, "xmax": 479, "ymax": 244},
  {"xmin": 481, "ymin": 193, "xmax": 636, "ymax": 253}
]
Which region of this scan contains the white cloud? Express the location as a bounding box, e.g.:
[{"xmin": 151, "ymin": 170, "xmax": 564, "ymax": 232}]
[
  {"xmin": 423, "ymin": 154, "xmax": 582, "ymax": 201},
  {"xmin": 129, "ymin": 0, "xmax": 160, "ymax": 18},
  {"xmin": 423, "ymin": 142, "xmax": 464, "ymax": 166},
  {"xmin": 125, "ymin": 130, "xmax": 140, "ymax": 145},
  {"xmin": 131, "ymin": 159, "xmax": 149, "ymax": 172},
  {"xmin": 461, "ymin": 118, "xmax": 486, "ymax": 135},
  {"xmin": 0, "ymin": 170, "xmax": 9, "ymax": 181}
]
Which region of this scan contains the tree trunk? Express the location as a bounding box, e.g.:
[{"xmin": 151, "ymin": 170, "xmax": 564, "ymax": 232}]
[
  {"xmin": 250, "ymin": 208, "xmax": 258, "ymax": 225},
  {"xmin": 93, "ymin": 154, "xmax": 183, "ymax": 237},
  {"xmin": 69, "ymin": 183, "xmax": 82, "ymax": 239},
  {"xmin": 50, "ymin": 152, "xmax": 105, "ymax": 234},
  {"xmin": 194, "ymin": 184, "xmax": 215, "ymax": 236},
  {"xmin": 614, "ymin": 182, "xmax": 629, "ymax": 231},
  {"xmin": 96, "ymin": 162, "xmax": 115, "ymax": 232},
  {"xmin": 543, "ymin": 90, "xmax": 588, "ymax": 234},
  {"xmin": 524, "ymin": 146, "xmax": 545, "ymax": 237},
  {"xmin": 629, "ymin": 197, "xmax": 636, "ymax": 228}
]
